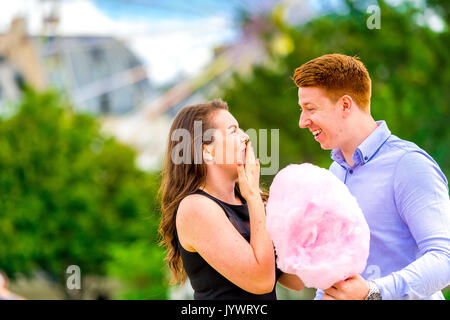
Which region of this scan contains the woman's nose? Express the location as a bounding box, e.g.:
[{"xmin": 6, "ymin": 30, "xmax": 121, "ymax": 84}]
[{"xmin": 241, "ymin": 131, "xmax": 249, "ymax": 143}]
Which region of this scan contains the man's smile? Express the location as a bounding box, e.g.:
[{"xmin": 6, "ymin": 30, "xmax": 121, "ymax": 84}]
[{"xmin": 311, "ymin": 129, "xmax": 323, "ymax": 140}]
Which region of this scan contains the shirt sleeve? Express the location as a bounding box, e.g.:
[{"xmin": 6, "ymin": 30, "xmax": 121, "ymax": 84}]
[
  {"xmin": 314, "ymin": 288, "xmax": 324, "ymax": 300},
  {"xmin": 373, "ymin": 151, "xmax": 450, "ymax": 299}
]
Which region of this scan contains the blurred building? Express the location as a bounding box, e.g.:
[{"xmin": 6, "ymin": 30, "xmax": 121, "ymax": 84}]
[
  {"xmin": 0, "ymin": 18, "xmax": 153, "ymax": 115},
  {"xmin": 0, "ymin": 17, "xmax": 167, "ymax": 172},
  {"xmin": 101, "ymin": 11, "xmax": 290, "ymax": 172},
  {"xmin": 0, "ymin": 18, "xmax": 44, "ymax": 109},
  {"xmin": 0, "ymin": 3, "xmax": 307, "ymax": 172}
]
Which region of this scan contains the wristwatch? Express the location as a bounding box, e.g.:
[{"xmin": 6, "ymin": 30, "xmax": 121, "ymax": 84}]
[{"xmin": 365, "ymin": 281, "xmax": 382, "ymax": 300}]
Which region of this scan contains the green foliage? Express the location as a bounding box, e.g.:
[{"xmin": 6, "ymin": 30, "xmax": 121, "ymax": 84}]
[
  {"xmin": 106, "ymin": 241, "xmax": 168, "ymax": 299},
  {"xmin": 443, "ymin": 287, "xmax": 450, "ymax": 300},
  {"xmin": 0, "ymin": 88, "xmax": 167, "ymax": 298},
  {"xmin": 220, "ymin": 0, "xmax": 449, "ymax": 183}
]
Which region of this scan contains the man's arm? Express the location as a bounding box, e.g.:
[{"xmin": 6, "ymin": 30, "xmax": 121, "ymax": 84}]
[
  {"xmin": 323, "ymin": 151, "xmax": 450, "ymax": 300},
  {"xmin": 277, "ymin": 272, "xmax": 305, "ymax": 291},
  {"xmin": 372, "ymin": 151, "xmax": 450, "ymax": 299}
]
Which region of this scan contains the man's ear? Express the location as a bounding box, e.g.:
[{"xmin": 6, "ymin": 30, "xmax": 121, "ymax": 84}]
[{"xmin": 341, "ymin": 95, "xmax": 353, "ymax": 116}]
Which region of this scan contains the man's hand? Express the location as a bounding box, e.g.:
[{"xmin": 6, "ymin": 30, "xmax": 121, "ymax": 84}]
[{"xmin": 323, "ymin": 275, "xmax": 370, "ymax": 300}]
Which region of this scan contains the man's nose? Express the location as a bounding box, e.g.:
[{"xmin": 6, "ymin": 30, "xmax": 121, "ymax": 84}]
[{"xmin": 299, "ymin": 112, "xmax": 311, "ymax": 128}]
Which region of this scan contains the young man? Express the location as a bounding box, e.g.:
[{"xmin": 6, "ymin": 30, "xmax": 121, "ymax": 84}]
[{"xmin": 293, "ymin": 54, "xmax": 450, "ymax": 300}]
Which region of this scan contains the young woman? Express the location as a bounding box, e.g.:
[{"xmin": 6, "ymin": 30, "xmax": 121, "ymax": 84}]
[{"xmin": 159, "ymin": 99, "xmax": 303, "ymax": 299}]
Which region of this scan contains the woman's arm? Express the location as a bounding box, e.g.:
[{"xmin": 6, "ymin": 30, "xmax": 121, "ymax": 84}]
[
  {"xmin": 177, "ymin": 194, "xmax": 275, "ymax": 294},
  {"xmin": 177, "ymin": 142, "xmax": 275, "ymax": 294},
  {"xmin": 236, "ymin": 141, "xmax": 275, "ymax": 287}
]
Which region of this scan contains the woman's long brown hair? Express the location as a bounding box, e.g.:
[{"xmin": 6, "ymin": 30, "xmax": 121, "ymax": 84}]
[
  {"xmin": 158, "ymin": 99, "xmax": 269, "ymax": 285},
  {"xmin": 158, "ymin": 99, "xmax": 228, "ymax": 285}
]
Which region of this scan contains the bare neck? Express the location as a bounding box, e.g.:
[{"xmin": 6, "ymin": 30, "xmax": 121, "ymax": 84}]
[
  {"xmin": 201, "ymin": 166, "xmax": 240, "ymax": 205},
  {"xmin": 340, "ymin": 116, "xmax": 378, "ymax": 167}
]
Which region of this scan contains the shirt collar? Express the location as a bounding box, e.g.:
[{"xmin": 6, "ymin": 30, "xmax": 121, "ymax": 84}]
[{"xmin": 331, "ymin": 120, "xmax": 392, "ymax": 167}]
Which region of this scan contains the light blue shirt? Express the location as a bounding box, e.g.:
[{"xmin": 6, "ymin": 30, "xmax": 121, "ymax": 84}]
[{"xmin": 315, "ymin": 121, "xmax": 450, "ymax": 300}]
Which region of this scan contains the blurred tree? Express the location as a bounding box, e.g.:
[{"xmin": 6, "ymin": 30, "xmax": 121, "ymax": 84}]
[
  {"xmin": 220, "ymin": 0, "xmax": 449, "ymax": 186},
  {"xmin": 427, "ymin": 0, "xmax": 450, "ymax": 24},
  {"xmin": 0, "ymin": 88, "xmax": 167, "ymax": 299},
  {"xmin": 106, "ymin": 240, "xmax": 167, "ymax": 299}
]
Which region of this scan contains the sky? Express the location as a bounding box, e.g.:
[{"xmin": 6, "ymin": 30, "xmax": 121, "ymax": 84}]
[
  {"xmin": 0, "ymin": 0, "xmax": 242, "ymax": 85},
  {"xmin": 0, "ymin": 0, "xmax": 444, "ymax": 86}
]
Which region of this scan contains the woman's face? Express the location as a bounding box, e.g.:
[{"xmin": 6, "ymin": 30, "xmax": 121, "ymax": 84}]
[{"xmin": 205, "ymin": 109, "xmax": 249, "ymax": 168}]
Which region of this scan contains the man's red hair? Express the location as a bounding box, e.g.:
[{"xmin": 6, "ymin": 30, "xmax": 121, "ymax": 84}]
[{"xmin": 293, "ymin": 54, "xmax": 372, "ymax": 111}]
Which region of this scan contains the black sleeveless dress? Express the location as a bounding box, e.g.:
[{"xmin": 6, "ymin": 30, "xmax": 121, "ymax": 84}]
[{"xmin": 175, "ymin": 189, "xmax": 282, "ymax": 300}]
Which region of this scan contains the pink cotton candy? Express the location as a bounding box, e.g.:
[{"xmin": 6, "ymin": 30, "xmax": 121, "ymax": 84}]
[{"xmin": 266, "ymin": 163, "xmax": 370, "ymax": 290}]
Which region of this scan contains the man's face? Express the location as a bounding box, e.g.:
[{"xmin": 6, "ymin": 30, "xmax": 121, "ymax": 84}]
[{"xmin": 297, "ymin": 87, "xmax": 344, "ymax": 150}]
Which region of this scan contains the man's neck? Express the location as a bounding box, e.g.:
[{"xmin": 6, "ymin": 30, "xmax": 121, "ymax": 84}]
[{"xmin": 340, "ymin": 117, "xmax": 378, "ymax": 167}]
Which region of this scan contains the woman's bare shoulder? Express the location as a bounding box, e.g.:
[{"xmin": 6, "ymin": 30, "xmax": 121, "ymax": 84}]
[
  {"xmin": 176, "ymin": 193, "xmax": 227, "ymax": 252},
  {"xmin": 176, "ymin": 193, "xmax": 225, "ymax": 228}
]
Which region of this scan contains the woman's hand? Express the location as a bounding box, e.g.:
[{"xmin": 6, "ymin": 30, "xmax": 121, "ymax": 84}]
[{"xmin": 236, "ymin": 141, "xmax": 261, "ymax": 201}]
